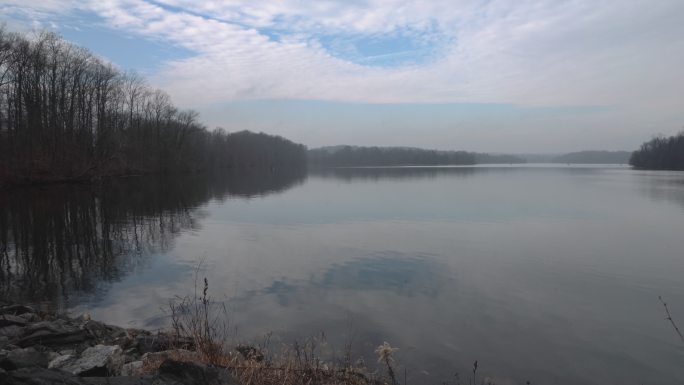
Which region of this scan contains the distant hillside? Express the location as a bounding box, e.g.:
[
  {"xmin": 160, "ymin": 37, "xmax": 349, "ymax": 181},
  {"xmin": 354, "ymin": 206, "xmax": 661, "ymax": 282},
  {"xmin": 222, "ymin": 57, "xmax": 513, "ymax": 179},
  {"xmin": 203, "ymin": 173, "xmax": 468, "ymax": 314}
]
[
  {"xmin": 308, "ymin": 146, "xmax": 475, "ymax": 166},
  {"xmin": 308, "ymin": 146, "xmax": 526, "ymax": 166},
  {"xmin": 518, "ymin": 153, "xmax": 558, "ymax": 163},
  {"xmin": 552, "ymin": 151, "xmax": 631, "ymax": 164},
  {"xmin": 630, "ymin": 133, "xmax": 684, "ymax": 170}
]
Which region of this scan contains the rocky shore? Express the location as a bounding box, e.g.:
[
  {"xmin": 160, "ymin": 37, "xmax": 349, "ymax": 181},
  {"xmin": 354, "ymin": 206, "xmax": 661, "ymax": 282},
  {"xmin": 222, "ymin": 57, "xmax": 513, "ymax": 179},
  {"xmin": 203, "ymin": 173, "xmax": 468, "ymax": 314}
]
[{"xmin": 0, "ymin": 302, "xmax": 238, "ymax": 385}]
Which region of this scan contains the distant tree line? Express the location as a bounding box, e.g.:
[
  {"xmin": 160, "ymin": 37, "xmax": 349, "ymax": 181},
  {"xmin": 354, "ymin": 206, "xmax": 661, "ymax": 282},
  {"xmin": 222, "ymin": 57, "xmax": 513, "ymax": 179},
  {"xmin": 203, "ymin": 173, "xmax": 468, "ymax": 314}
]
[
  {"xmin": 630, "ymin": 132, "xmax": 684, "ymax": 170},
  {"xmin": 308, "ymin": 146, "xmax": 527, "ymax": 166},
  {"xmin": 0, "ymin": 27, "xmax": 306, "ymax": 184},
  {"xmin": 474, "ymin": 153, "xmax": 526, "ymax": 164},
  {"xmin": 308, "ymin": 146, "xmax": 476, "ymax": 166}
]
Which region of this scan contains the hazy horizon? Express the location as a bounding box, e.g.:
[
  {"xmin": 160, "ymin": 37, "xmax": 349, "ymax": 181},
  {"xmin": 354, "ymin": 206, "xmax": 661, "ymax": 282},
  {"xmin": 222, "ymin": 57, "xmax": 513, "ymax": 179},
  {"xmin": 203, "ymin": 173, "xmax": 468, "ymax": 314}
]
[
  {"xmin": 2, "ymin": 0, "xmax": 683, "ymax": 153},
  {"xmin": 307, "ymin": 144, "xmax": 633, "ymax": 156}
]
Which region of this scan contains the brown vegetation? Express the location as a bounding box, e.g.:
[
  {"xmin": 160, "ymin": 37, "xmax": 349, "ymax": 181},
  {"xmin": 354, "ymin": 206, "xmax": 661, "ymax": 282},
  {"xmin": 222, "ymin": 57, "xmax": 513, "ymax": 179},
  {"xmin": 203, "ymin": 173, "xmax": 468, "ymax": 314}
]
[
  {"xmin": 0, "ymin": 26, "xmax": 306, "ymax": 186},
  {"xmin": 166, "ymin": 275, "xmax": 394, "ymax": 385}
]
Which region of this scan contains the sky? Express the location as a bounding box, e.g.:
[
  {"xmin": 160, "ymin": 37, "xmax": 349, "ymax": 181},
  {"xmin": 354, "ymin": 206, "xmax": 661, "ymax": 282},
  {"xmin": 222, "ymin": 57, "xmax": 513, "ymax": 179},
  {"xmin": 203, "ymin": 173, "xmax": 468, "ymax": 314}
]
[{"xmin": 1, "ymin": 0, "xmax": 683, "ymax": 153}]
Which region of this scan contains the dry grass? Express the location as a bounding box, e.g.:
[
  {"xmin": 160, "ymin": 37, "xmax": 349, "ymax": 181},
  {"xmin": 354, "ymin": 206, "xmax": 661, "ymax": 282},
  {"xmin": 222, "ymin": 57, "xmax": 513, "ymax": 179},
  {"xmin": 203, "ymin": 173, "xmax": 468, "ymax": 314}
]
[
  {"xmin": 138, "ymin": 349, "xmax": 202, "ymax": 375},
  {"xmin": 168, "ymin": 273, "xmax": 230, "ymax": 366},
  {"xmin": 166, "ymin": 272, "xmax": 392, "ymax": 385},
  {"xmin": 227, "ymin": 339, "xmax": 383, "ymax": 385}
]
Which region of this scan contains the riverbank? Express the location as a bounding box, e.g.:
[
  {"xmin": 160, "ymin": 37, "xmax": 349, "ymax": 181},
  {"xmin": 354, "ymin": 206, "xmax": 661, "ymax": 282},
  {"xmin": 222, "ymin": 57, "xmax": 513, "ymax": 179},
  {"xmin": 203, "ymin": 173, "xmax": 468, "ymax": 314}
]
[
  {"xmin": 0, "ymin": 301, "xmax": 387, "ymax": 385},
  {"xmin": 0, "ymin": 301, "xmax": 235, "ymax": 384}
]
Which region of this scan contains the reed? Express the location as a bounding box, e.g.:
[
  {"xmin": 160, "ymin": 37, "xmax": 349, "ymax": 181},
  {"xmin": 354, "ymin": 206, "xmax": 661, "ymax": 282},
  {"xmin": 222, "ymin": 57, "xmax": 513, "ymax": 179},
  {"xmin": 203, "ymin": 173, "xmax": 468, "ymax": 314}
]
[{"xmin": 166, "ymin": 273, "xmax": 391, "ymax": 384}]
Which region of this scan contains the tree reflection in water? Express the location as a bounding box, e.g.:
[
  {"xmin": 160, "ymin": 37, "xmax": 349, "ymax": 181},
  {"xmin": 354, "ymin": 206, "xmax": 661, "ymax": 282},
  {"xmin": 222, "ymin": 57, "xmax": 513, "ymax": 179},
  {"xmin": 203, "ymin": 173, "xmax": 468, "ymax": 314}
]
[{"xmin": 0, "ymin": 168, "xmax": 306, "ymax": 306}]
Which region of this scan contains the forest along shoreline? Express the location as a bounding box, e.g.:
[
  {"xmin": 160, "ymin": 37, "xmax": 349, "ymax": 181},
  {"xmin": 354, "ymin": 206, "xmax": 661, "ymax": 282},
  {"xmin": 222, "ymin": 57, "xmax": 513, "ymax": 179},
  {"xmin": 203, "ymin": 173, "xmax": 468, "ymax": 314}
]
[{"xmin": 0, "ymin": 29, "xmax": 306, "ymax": 187}]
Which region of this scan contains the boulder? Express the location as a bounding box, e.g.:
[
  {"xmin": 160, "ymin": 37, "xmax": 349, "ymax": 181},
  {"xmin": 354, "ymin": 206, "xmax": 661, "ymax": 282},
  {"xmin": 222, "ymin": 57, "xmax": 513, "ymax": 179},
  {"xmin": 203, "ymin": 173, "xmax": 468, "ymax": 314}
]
[
  {"xmin": 120, "ymin": 360, "xmax": 143, "ymax": 376},
  {"xmin": 141, "ymin": 349, "xmax": 199, "ymax": 365},
  {"xmin": 82, "ymin": 320, "xmax": 108, "ymax": 340},
  {"xmin": 14, "ymin": 360, "xmax": 237, "ymax": 385},
  {"xmin": 0, "ymin": 305, "xmax": 35, "ymax": 316},
  {"xmin": 47, "ymin": 351, "xmax": 61, "ymax": 362},
  {"xmin": 52, "ymin": 344, "xmax": 124, "ymax": 377},
  {"xmin": 82, "ymin": 320, "xmax": 130, "ymax": 346},
  {"xmin": 5, "ymin": 367, "xmax": 87, "ymax": 385},
  {"xmin": 158, "ymin": 359, "xmax": 238, "ymax": 385},
  {"xmin": 0, "ymin": 347, "xmax": 48, "ymax": 370},
  {"xmin": 0, "ymin": 315, "xmax": 27, "ymax": 328},
  {"xmin": 0, "ymin": 325, "xmax": 25, "ymax": 338},
  {"xmin": 82, "ymin": 377, "xmax": 156, "ymax": 385},
  {"xmin": 18, "ymin": 313, "xmax": 39, "ymax": 323},
  {"xmin": 48, "ymin": 354, "xmax": 74, "ymax": 369},
  {"xmin": 18, "ymin": 319, "xmax": 91, "ymax": 348}
]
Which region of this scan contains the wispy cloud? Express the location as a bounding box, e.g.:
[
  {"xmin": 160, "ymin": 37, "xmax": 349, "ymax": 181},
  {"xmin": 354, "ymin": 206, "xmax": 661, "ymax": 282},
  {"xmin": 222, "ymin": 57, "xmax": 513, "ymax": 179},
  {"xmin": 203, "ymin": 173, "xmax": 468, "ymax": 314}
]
[{"xmin": 2, "ymin": 0, "xmax": 683, "ymax": 115}]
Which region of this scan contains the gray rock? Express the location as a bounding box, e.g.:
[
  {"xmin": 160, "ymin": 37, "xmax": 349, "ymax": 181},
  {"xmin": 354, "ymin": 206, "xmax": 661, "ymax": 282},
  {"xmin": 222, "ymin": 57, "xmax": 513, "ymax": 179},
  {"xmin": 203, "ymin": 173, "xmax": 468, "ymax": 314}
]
[
  {"xmin": 83, "ymin": 377, "xmax": 156, "ymax": 385},
  {"xmin": 47, "ymin": 351, "xmax": 61, "ymax": 362},
  {"xmin": 158, "ymin": 359, "xmax": 238, "ymax": 385},
  {"xmin": 23, "ymin": 321, "xmax": 60, "ymax": 334},
  {"xmin": 0, "ymin": 314, "xmax": 27, "ymax": 328},
  {"xmin": 53, "ymin": 344, "xmax": 124, "ymax": 377},
  {"xmin": 0, "ymin": 305, "xmax": 35, "ymax": 316},
  {"xmin": 18, "ymin": 319, "xmax": 91, "ymax": 348},
  {"xmin": 0, "ymin": 347, "xmax": 48, "ymax": 370},
  {"xmin": 0, "ymin": 361, "xmax": 241, "ymax": 385},
  {"xmin": 83, "ymin": 320, "xmax": 130, "ymax": 346},
  {"xmin": 0, "ymin": 368, "xmax": 10, "ymax": 385},
  {"xmin": 6, "ymin": 367, "xmax": 87, "ymax": 385},
  {"xmin": 123, "ymin": 347, "xmax": 139, "ymax": 359},
  {"xmin": 18, "ymin": 313, "xmax": 39, "ymax": 323},
  {"xmin": 82, "ymin": 320, "xmax": 108, "ymax": 339},
  {"xmin": 141, "ymin": 349, "xmax": 199, "ymax": 365},
  {"xmin": 106, "ymin": 325, "xmax": 130, "ymax": 342},
  {"xmin": 0, "ymin": 325, "xmax": 25, "ymax": 338},
  {"xmin": 120, "ymin": 360, "xmax": 143, "ymax": 376},
  {"xmin": 7, "ymin": 363, "xmax": 237, "ymax": 385},
  {"xmin": 48, "ymin": 353, "xmax": 74, "ymax": 369}
]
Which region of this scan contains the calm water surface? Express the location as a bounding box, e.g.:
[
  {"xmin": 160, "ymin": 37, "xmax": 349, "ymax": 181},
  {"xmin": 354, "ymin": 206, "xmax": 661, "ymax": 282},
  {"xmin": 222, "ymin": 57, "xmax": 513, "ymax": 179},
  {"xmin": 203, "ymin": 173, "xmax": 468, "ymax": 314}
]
[{"xmin": 2, "ymin": 165, "xmax": 684, "ymax": 384}]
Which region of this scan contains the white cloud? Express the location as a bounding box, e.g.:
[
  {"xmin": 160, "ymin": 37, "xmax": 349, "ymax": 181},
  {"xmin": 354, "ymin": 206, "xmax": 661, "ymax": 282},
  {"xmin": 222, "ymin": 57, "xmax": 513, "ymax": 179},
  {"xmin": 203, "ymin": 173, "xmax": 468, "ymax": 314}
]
[{"xmin": 3, "ymin": 0, "xmax": 684, "ymax": 111}]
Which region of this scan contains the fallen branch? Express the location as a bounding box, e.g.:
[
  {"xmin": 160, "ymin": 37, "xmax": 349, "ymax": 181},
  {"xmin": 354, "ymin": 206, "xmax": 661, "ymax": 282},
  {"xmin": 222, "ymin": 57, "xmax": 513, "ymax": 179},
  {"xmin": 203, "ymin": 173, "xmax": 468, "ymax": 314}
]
[{"xmin": 659, "ymin": 296, "xmax": 684, "ymax": 343}]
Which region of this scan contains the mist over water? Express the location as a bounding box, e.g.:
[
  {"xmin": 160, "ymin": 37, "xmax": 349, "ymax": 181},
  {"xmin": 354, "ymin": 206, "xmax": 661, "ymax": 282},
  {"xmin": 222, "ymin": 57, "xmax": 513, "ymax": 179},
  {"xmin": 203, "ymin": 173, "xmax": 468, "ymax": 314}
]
[{"xmin": 2, "ymin": 165, "xmax": 684, "ymax": 384}]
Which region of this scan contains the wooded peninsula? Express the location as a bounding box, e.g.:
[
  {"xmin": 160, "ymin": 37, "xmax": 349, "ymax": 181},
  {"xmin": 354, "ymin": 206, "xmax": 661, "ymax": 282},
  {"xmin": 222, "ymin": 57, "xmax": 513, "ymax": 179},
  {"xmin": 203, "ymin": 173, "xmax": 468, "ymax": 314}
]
[{"xmin": 629, "ymin": 132, "xmax": 684, "ymax": 170}]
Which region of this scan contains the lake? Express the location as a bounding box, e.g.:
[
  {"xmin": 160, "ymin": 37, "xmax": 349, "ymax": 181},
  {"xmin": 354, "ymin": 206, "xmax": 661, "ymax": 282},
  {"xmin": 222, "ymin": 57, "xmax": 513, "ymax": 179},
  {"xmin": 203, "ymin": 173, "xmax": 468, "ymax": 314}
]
[{"xmin": 1, "ymin": 165, "xmax": 683, "ymax": 384}]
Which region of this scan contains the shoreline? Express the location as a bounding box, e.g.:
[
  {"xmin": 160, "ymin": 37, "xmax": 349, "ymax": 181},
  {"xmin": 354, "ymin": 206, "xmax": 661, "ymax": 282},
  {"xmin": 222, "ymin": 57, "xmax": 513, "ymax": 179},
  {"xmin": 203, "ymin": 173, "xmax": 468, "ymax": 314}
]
[
  {"xmin": 0, "ymin": 301, "xmax": 387, "ymax": 385},
  {"xmin": 0, "ymin": 301, "xmax": 234, "ymax": 384}
]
